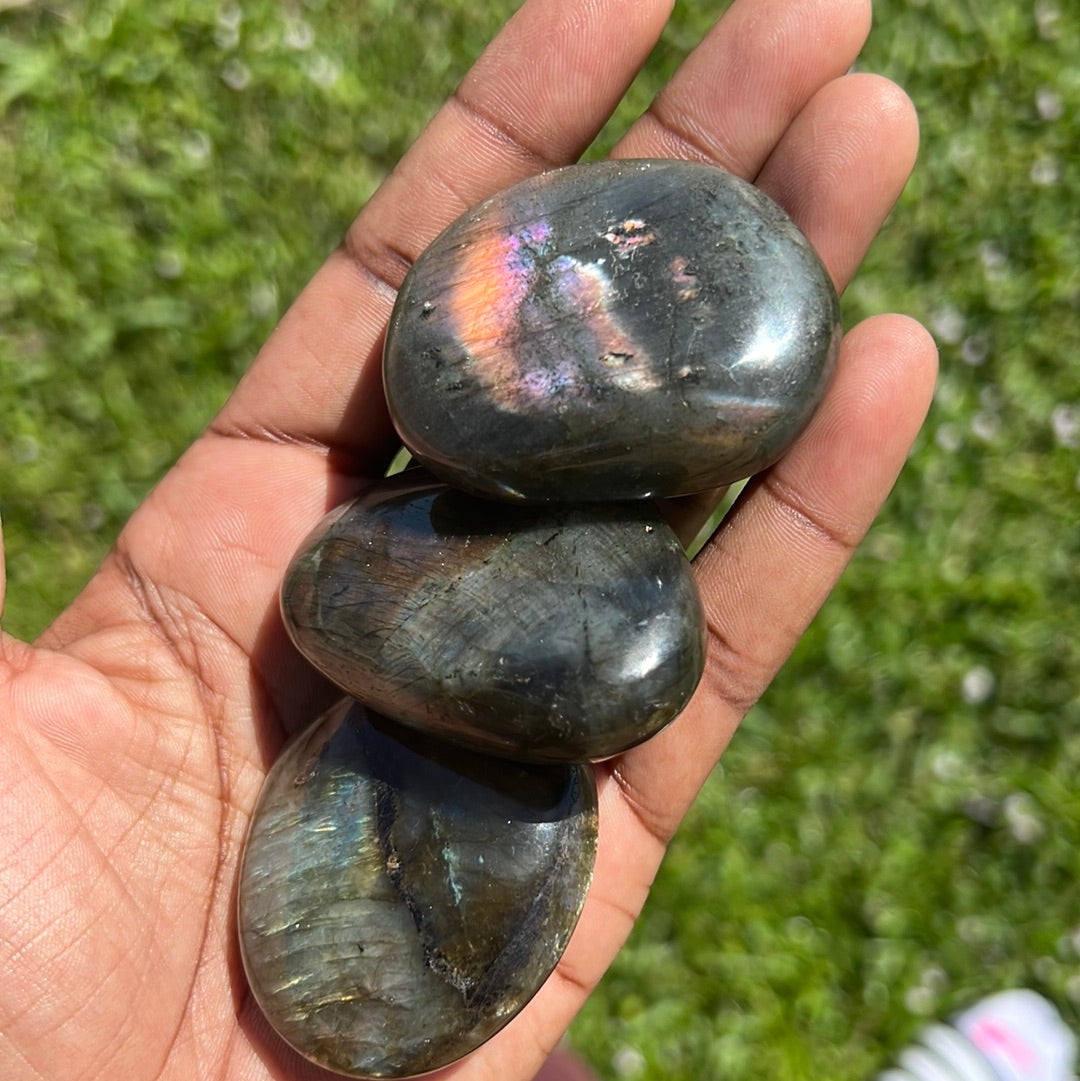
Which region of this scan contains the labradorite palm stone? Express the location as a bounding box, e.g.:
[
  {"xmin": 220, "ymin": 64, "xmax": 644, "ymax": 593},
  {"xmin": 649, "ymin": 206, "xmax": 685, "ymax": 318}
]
[
  {"xmin": 281, "ymin": 474, "xmax": 705, "ymax": 761},
  {"xmin": 238, "ymin": 700, "xmax": 598, "ymax": 1079},
  {"xmin": 384, "ymin": 158, "xmax": 841, "ymax": 503}
]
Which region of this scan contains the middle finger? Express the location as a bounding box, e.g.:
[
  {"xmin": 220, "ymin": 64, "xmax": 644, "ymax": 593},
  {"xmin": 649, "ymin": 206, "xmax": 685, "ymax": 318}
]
[{"xmin": 615, "ymin": 0, "xmax": 872, "ymax": 179}]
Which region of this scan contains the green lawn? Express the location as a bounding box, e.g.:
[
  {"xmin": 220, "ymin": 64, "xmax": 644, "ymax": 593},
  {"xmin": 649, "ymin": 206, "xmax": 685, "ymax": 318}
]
[{"xmin": 2, "ymin": 1, "xmax": 1078, "ymax": 1078}]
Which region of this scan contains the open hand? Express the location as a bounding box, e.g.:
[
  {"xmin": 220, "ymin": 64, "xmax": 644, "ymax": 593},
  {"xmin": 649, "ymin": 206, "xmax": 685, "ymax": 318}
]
[{"xmin": 0, "ymin": 0, "xmax": 936, "ymax": 1078}]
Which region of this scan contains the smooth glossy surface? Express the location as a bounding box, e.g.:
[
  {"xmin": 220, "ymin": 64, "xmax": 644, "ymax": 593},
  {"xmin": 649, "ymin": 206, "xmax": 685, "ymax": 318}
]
[
  {"xmin": 384, "ymin": 158, "xmax": 841, "ymax": 503},
  {"xmin": 238, "ymin": 699, "xmax": 598, "ymax": 1079},
  {"xmin": 281, "ymin": 474, "xmax": 705, "ymax": 762}
]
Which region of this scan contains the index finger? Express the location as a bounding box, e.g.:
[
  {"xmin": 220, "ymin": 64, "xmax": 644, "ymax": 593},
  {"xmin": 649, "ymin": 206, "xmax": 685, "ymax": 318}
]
[{"xmin": 213, "ymin": 0, "xmax": 675, "ymax": 463}]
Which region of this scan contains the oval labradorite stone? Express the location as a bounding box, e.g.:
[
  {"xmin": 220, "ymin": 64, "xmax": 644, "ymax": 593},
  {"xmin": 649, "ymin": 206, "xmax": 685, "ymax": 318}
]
[
  {"xmin": 281, "ymin": 473, "xmax": 705, "ymax": 762},
  {"xmin": 383, "ymin": 158, "xmax": 841, "ymax": 503},
  {"xmin": 238, "ymin": 700, "xmax": 597, "ymax": 1078}
]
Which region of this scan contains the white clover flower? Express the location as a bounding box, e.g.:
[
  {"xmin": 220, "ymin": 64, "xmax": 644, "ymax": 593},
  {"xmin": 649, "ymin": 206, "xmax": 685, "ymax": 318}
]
[
  {"xmin": 221, "ymin": 58, "xmax": 251, "ymax": 91},
  {"xmin": 1036, "ymin": 86, "xmax": 1064, "ymax": 120},
  {"xmin": 1051, "ymin": 403, "xmax": 1080, "ymax": 448},
  {"xmin": 961, "ymin": 665, "xmax": 996, "ymax": 705}
]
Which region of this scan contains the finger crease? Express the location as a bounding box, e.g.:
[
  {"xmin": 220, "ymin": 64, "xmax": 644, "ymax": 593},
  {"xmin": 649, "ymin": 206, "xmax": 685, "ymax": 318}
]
[
  {"xmin": 340, "ymin": 230, "xmax": 416, "ymax": 297},
  {"xmin": 760, "ymin": 471, "xmax": 861, "ymax": 554},
  {"xmin": 205, "ymin": 416, "xmax": 331, "ymax": 453},
  {"xmin": 698, "ymin": 614, "xmax": 773, "ymax": 719},
  {"xmin": 605, "ymin": 759, "xmax": 678, "ymax": 848},
  {"xmin": 639, "ymin": 102, "xmax": 747, "ymax": 178},
  {"xmin": 447, "ymin": 89, "xmax": 568, "ymax": 179},
  {"xmin": 588, "ymin": 887, "xmax": 644, "ymax": 930},
  {"xmin": 550, "ymin": 954, "xmax": 596, "ymax": 1001}
]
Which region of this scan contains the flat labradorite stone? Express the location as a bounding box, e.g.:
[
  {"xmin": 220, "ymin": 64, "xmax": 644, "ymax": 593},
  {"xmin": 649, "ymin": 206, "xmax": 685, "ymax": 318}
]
[
  {"xmin": 384, "ymin": 158, "xmax": 841, "ymax": 503},
  {"xmin": 281, "ymin": 474, "xmax": 705, "ymax": 762},
  {"xmin": 238, "ymin": 699, "xmax": 598, "ymax": 1079}
]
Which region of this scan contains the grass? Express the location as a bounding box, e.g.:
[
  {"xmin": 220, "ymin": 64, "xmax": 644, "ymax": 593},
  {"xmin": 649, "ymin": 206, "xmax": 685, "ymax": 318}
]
[{"xmin": 1, "ymin": 0, "xmax": 1078, "ymax": 1078}]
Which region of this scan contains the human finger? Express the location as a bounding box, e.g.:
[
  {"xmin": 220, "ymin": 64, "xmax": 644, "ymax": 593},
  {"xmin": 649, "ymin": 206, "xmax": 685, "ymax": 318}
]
[
  {"xmin": 652, "ymin": 67, "xmax": 921, "ymax": 543},
  {"xmin": 606, "ymin": 315, "xmax": 938, "ymax": 844},
  {"xmin": 613, "ymin": 0, "xmax": 872, "ymax": 179},
  {"xmin": 754, "ymin": 72, "xmax": 921, "ymax": 291},
  {"xmin": 214, "ymin": 0, "xmax": 675, "ymax": 462}
]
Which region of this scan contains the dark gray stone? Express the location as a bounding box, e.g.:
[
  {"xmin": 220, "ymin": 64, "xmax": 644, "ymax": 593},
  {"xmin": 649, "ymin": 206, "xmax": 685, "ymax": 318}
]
[
  {"xmin": 281, "ymin": 474, "xmax": 705, "ymax": 762},
  {"xmin": 384, "ymin": 158, "xmax": 841, "ymax": 503},
  {"xmin": 238, "ymin": 699, "xmax": 597, "ymax": 1079}
]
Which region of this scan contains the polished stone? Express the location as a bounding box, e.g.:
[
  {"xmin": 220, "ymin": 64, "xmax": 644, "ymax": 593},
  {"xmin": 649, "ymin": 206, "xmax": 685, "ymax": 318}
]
[
  {"xmin": 238, "ymin": 699, "xmax": 598, "ymax": 1079},
  {"xmin": 281, "ymin": 473, "xmax": 705, "ymax": 762},
  {"xmin": 384, "ymin": 158, "xmax": 841, "ymax": 503}
]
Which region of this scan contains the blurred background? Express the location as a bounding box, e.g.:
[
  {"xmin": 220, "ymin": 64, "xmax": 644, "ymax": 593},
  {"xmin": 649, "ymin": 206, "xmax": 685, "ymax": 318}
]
[{"xmin": 1, "ymin": 0, "xmax": 1077, "ymax": 1077}]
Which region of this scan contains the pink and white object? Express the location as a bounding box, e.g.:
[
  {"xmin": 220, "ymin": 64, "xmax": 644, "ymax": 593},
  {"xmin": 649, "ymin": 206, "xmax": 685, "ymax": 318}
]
[{"xmin": 877, "ymin": 990, "xmax": 1076, "ymax": 1081}]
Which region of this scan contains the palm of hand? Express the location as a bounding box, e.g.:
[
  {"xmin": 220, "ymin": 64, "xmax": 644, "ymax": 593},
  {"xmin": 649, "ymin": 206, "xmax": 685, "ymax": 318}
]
[{"xmin": 0, "ymin": 1, "xmax": 936, "ymax": 1079}]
